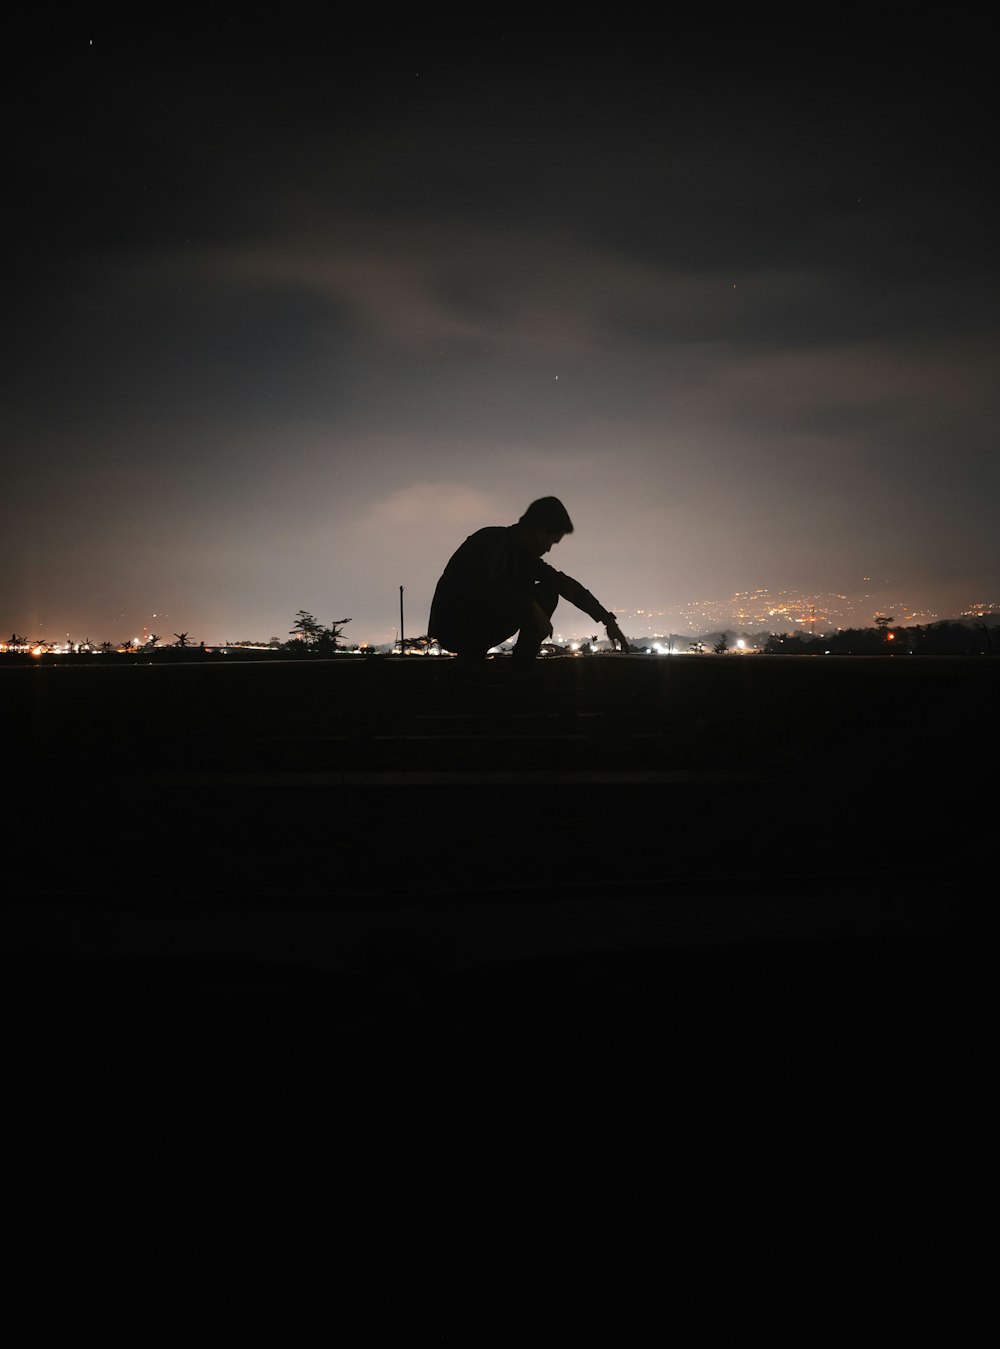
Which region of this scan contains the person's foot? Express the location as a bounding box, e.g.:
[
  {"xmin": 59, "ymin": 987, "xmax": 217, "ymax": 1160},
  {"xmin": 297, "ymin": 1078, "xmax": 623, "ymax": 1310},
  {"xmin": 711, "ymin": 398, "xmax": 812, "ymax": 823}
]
[{"xmin": 510, "ymin": 643, "xmax": 542, "ymax": 664}]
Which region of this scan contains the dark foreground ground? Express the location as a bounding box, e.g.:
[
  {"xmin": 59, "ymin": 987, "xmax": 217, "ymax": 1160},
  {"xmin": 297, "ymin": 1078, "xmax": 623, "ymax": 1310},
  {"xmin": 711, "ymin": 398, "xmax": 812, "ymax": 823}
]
[{"xmin": 3, "ymin": 656, "xmax": 997, "ymax": 1341}]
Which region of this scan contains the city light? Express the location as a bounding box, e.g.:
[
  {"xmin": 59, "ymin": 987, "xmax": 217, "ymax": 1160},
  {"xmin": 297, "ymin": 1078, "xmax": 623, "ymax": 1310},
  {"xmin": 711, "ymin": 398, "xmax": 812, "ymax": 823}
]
[{"xmin": 3, "ymin": 588, "xmax": 997, "ymax": 658}]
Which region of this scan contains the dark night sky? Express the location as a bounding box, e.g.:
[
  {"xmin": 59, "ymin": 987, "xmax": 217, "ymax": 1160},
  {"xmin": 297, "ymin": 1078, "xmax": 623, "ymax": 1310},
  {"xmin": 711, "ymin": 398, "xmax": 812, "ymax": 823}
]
[{"xmin": 4, "ymin": 17, "xmax": 998, "ymax": 643}]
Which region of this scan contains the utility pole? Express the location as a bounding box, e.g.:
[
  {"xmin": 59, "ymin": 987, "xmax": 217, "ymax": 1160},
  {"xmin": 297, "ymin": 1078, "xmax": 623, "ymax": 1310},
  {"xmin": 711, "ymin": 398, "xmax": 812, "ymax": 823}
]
[{"xmin": 399, "ymin": 585, "xmax": 404, "ymax": 656}]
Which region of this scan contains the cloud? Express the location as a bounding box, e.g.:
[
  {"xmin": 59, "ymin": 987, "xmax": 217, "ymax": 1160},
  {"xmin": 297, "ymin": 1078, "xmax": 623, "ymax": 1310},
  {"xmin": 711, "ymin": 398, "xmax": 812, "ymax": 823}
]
[
  {"xmin": 164, "ymin": 225, "xmax": 749, "ymax": 359},
  {"xmin": 359, "ymin": 481, "xmax": 497, "ymax": 531}
]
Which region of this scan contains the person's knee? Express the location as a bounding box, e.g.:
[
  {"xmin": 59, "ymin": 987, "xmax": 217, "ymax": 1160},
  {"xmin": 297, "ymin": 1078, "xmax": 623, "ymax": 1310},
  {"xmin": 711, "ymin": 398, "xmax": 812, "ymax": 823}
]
[{"xmin": 534, "ymin": 581, "xmax": 558, "ymax": 618}]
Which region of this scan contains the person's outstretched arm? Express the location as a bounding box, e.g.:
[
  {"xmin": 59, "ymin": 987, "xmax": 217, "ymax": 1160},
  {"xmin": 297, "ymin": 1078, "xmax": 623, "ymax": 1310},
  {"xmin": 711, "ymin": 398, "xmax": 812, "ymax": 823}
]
[{"xmin": 539, "ymin": 559, "xmax": 631, "ymax": 652}]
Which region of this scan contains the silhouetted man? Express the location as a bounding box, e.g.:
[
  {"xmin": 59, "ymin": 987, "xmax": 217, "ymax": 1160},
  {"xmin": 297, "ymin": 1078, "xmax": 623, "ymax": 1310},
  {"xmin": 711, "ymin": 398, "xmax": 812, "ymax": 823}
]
[{"xmin": 428, "ymin": 497, "xmax": 631, "ymax": 661}]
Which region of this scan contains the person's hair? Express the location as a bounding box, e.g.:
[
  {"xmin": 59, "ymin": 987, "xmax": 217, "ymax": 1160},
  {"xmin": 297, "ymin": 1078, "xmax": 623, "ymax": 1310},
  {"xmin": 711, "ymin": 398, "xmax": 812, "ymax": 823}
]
[{"xmin": 519, "ymin": 497, "xmax": 574, "ymax": 534}]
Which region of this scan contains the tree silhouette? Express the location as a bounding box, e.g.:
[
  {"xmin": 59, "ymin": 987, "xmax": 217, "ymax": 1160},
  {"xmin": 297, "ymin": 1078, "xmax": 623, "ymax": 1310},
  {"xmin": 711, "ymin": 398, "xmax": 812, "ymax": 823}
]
[
  {"xmin": 316, "ymin": 618, "xmax": 352, "ymax": 654},
  {"xmin": 287, "ymin": 611, "xmax": 352, "ymax": 653},
  {"xmin": 121, "ymin": 638, "xmax": 136, "ymax": 652},
  {"xmin": 147, "ymin": 634, "xmax": 160, "ymax": 648},
  {"xmin": 100, "ymin": 641, "xmax": 113, "ymax": 654},
  {"xmin": 290, "ymin": 610, "xmax": 323, "ymax": 643},
  {"xmin": 174, "ymin": 632, "xmax": 189, "ymax": 648},
  {"xmin": 714, "ymin": 634, "xmax": 729, "ymax": 654}
]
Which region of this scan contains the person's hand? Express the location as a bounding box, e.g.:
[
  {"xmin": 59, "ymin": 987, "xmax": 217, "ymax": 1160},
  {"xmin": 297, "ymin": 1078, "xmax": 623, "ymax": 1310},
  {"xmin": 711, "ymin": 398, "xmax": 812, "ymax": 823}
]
[{"xmin": 605, "ymin": 615, "xmax": 631, "ymax": 653}]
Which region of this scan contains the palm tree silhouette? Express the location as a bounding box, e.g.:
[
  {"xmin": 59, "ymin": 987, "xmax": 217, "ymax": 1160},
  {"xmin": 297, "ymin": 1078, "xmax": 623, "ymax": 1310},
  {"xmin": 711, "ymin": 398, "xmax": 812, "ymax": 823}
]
[{"xmin": 174, "ymin": 632, "xmax": 189, "ymax": 648}]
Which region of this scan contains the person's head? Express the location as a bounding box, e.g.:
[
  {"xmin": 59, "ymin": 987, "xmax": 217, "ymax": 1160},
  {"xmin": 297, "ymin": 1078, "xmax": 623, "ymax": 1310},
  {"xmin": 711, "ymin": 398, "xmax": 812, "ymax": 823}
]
[{"xmin": 517, "ymin": 497, "xmax": 574, "ymax": 555}]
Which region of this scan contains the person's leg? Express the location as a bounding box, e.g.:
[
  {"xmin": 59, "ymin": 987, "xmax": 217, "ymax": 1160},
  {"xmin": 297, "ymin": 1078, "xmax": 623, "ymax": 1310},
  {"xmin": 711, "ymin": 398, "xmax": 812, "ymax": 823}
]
[
  {"xmin": 511, "ymin": 580, "xmax": 559, "ymax": 662},
  {"xmin": 442, "ymin": 620, "xmax": 512, "ymax": 662}
]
